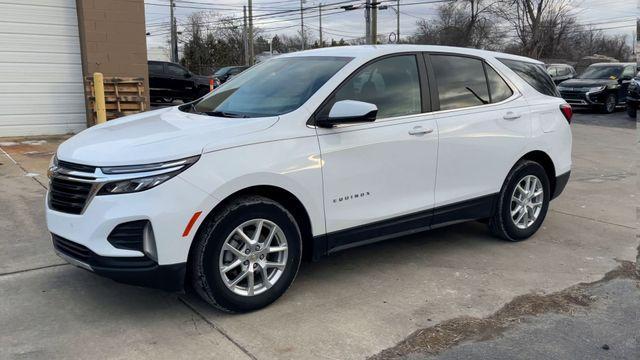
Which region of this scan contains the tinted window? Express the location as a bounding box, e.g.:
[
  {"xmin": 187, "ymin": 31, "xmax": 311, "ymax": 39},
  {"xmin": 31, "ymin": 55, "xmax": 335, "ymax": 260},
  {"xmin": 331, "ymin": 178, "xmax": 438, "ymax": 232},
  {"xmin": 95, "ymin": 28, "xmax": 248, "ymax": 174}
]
[
  {"xmin": 432, "ymin": 55, "xmax": 489, "ymax": 110},
  {"xmin": 148, "ymin": 62, "xmax": 164, "ymax": 74},
  {"xmin": 194, "ymin": 56, "xmax": 351, "ymax": 117},
  {"xmin": 499, "ymin": 58, "xmax": 559, "ymax": 97},
  {"xmin": 167, "ymin": 64, "xmax": 186, "ymax": 76},
  {"xmin": 485, "ymin": 65, "xmax": 513, "ymax": 103},
  {"xmin": 332, "ymin": 55, "xmax": 422, "ymax": 118},
  {"xmin": 622, "ymin": 65, "xmax": 635, "ymax": 79},
  {"xmin": 558, "ymin": 66, "xmax": 570, "ymax": 76}
]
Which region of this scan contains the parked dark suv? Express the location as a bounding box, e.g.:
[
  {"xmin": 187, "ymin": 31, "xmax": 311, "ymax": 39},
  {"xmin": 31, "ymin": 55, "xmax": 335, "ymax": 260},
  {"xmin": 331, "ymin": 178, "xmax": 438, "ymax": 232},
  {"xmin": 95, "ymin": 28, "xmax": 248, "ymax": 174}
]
[
  {"xmin": 546, "ymin": 64, "xmax": 576, "ymax": 84},
  {"xmin": 213, "ymin": 66, "xmax": 248, "ymax": 84},
  {"xmin": 148, "ymin": 61, "xmax": 213, "ymax": 103},
  {"xmin": 626, "ymin": 71, "xmax": 640, "ymax": 118},
  {"xmin": 557, "ymin": 62, "xmax": 636, "ymax": 113}
]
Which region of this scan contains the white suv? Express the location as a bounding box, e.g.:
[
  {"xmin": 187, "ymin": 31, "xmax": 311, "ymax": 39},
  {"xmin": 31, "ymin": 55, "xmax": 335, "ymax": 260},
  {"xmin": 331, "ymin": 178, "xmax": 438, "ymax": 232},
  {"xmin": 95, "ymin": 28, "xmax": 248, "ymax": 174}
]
[{"xmin": 47, "ymin": 45, "xmax": 572, "ymax": 312}]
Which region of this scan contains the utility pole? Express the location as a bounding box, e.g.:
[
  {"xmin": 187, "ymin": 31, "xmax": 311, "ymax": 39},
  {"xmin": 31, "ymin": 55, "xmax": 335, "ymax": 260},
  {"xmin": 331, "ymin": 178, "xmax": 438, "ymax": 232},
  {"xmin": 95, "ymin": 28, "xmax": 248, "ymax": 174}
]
[
  {"xmin": 371, "ymin": 1, "xmax": 378, "ymax": 45},
  {"xmin": 243, "ymin": 6, "xmax": 249, "ymax": 65},
  {"xmin": 300, "ymin": 0, "xmax": 305, "ymax": 50},
  {"xmin": 169, "ymin": 0, "xmax": 178, "ymax": 62},
  {"xmin": 396, "ymin": 0, "xmax": 400, "ymax": 43},
  {"xmin": 318, "ymin": 3, "xmax": 323, "ymax": 47},
  {"xmin": 365, "ymin": 0, "xmax": 371, "ymax": 44},
  {"xmin": 248, "ymin": 0, "xmax": 254, "ymax": 65}
]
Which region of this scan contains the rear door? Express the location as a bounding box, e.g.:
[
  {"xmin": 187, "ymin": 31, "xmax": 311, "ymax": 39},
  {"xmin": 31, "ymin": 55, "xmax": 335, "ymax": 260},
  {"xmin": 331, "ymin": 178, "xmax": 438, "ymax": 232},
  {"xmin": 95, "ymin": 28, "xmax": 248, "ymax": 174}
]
[
  {"xmin": 315, "ymin": 54, "xmax": 438, "ymax": 251},
  {"xmin": 166, "ymin": 63, "xmax": 193, "ymax": 99},
  {"xmin": 426, "ymin": 53, "xmax": 530, "ymax": 223},
  {"xmin": 148, "ymin": 61, "xmax": 167, "ymax": 100}
]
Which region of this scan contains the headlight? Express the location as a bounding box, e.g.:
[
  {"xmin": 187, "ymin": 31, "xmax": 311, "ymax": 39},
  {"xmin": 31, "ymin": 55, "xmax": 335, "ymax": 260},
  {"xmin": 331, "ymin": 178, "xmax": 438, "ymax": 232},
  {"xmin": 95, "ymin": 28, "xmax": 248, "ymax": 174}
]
[
  {"xmin": 47, "ymin": 154, "xmax": 58, "ymax": 179},
  {"xmin": 97, "ymin": 155, "xmax": 199, "ymax": 195},
  {"xmin": 588, "ymin": 86, "xmax": 605, "ymax": 92}
]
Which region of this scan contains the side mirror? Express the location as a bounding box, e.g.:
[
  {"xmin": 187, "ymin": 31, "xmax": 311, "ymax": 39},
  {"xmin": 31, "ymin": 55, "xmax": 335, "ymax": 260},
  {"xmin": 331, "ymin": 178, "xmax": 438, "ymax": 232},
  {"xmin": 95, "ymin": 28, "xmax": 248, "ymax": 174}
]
[
  {"xmin": 316, "ymin": 100, "xmax": 377, "ymax": 128},
  {"xmin": 185, "ymin": 72, "xmax": 192, "ymax": 78}
]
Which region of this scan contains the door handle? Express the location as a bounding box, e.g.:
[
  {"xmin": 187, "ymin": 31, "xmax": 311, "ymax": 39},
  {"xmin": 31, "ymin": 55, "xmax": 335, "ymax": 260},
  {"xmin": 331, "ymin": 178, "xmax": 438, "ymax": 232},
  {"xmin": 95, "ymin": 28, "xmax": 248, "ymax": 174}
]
[
  {"xmin": 408, "ymin": 126, "xmax": 434, "ymax": 136},
  {"xmin": 503, "ymin": 112, "xmax": 521, "ymax": 120}
]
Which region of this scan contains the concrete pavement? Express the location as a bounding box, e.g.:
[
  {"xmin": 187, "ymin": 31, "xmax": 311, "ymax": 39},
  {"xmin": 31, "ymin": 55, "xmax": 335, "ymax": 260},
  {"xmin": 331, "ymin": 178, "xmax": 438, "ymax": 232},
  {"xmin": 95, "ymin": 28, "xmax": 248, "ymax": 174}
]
[{"xmin": 0, "ymin": 111, "xmax": 637, "ymax": 359}]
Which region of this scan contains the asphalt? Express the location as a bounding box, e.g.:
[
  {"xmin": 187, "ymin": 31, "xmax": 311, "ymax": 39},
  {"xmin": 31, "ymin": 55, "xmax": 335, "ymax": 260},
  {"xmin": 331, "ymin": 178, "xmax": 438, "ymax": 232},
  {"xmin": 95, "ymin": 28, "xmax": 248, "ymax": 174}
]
[{"xmin": 0, "ymin": 110, "xmax": 637, "ymax": 360}]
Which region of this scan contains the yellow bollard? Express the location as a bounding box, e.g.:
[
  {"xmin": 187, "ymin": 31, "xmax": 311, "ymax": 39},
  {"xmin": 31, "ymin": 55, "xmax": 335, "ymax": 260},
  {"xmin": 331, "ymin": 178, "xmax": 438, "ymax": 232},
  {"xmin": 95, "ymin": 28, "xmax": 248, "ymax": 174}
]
[{"xmin": 93, "ymin": 72, "xmax": 107, "ymax": 124}]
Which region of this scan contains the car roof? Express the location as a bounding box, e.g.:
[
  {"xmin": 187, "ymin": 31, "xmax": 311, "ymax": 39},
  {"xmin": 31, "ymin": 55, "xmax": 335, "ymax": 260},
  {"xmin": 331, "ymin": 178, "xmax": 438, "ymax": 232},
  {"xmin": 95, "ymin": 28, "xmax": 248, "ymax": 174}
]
[
  {"xmin": 589, "ymin": 62, "xmax": 634, "ymax": 67},
  {"xmin": 278, "ymin": 45, "xmax": 543, "ymax": 64}
]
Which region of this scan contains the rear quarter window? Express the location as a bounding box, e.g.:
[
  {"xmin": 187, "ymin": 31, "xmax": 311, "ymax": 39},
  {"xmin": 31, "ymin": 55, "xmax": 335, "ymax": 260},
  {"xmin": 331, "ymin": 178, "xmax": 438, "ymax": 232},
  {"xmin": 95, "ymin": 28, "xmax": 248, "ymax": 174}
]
[{"xmin": 499, "ymin": 58, "xmax": 560, "ymax": 97}]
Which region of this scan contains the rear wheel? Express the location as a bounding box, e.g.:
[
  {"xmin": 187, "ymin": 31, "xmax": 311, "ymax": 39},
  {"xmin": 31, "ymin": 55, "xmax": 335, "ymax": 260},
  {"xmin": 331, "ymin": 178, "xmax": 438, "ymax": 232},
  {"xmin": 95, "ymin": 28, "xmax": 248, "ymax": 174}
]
[
  {"xmin": 602, "ymin": 93, "xmax": 617, "ymax": 114},
  {"xmin": 489, "ymin": 160, "xmax": 550, "ymax": 241},
  {"xmin": 191, "ymin": 196, "xmax": 302, "ymax": 313}
]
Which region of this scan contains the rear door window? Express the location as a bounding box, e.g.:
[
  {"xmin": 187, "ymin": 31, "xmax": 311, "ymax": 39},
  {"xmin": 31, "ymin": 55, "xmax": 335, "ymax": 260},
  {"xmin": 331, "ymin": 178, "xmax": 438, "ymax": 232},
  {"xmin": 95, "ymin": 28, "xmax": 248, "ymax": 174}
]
[
  {"xmin": 148, "ymin": 62, "xmax": 164, "ymax": 74},
  {"xmin": 431, "ymin": 55, "xmax": 490, "ymax": 110},
  {"xmin": 499, "ymin": 58, "xmax": 560, "ymax": 97}
]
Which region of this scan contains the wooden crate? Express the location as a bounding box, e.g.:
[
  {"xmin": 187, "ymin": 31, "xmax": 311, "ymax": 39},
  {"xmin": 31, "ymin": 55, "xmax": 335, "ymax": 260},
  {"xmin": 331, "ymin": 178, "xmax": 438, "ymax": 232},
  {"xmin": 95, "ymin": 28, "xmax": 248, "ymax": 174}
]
[{"xmin": 85, "ymin": 76, "xmax": 147, "ymax": 124}]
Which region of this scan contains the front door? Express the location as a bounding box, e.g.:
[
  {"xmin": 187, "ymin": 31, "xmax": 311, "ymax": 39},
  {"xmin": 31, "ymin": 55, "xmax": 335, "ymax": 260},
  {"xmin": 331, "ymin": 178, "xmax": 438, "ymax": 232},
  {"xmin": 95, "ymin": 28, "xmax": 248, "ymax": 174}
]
[{"xmin": 315, "ymin": 54, "xmax": 438, "ymax": 251}]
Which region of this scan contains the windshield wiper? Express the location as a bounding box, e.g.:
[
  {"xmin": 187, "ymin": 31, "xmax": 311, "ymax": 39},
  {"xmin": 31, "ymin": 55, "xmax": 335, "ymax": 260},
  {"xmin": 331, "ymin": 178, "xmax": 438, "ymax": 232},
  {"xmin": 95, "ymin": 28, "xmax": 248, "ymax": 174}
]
[{"xmin": 205, "ymin": 111, "xmax": 249, "ymax": 118}]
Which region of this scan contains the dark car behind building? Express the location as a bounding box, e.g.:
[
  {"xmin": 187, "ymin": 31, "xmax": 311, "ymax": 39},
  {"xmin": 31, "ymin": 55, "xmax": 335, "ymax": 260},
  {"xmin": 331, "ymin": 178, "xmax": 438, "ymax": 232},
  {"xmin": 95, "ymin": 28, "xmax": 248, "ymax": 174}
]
[{"xmin": 148, "ymin": 61, "xmax": 214, "ymax": 103}]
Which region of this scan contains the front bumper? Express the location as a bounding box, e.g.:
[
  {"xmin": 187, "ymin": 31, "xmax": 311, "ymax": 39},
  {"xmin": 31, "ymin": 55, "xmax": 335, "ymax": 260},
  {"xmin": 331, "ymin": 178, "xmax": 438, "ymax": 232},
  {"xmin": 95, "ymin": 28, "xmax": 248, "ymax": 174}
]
[
  {"xmin": 52, "ymin": 233, "xmax": 186, "ymax": 291},
  {"xmin": 559, "ymin": 90, "xmax": 606, "ymax": 106},
  {"xmin": 46, "ymin": 169, "xmax": 218, "ymax": 292}
]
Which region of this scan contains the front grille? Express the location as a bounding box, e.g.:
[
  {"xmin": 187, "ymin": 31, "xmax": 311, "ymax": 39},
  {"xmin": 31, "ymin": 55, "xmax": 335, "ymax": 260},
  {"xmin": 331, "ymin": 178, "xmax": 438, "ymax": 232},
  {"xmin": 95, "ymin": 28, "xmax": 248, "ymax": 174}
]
[
  {"xmin": 52, "ymin": 234, "xmax": 92, "ymax": 261},
  {"xmin": 57, "ymin": 160, "xmax": 97, "ymax": 173},
  {"xmin": 560, "ymin": 91, "xmax": 587, "ymax": 101},
  {"xmin": 49, "ymin": 177, "xmax": 93, "ymax": 214},
  {"xmin": 108, "ymin": 220, "xmax": 148, "ymax": 252}
]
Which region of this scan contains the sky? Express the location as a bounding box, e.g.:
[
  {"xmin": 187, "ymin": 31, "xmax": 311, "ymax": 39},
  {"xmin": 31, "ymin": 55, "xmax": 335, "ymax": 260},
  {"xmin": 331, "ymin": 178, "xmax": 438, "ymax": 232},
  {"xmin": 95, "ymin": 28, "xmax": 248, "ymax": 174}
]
[{"xmin": 145, "ymin": 0, "xmax": 638, "ymax": 60}]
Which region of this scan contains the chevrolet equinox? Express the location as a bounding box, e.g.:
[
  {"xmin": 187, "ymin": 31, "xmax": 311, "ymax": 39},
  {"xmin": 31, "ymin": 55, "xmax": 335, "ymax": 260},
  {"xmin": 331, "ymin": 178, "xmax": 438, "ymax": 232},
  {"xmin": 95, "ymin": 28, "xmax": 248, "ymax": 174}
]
[{"xmin": 47, "ymin": 45, "xmax": 572, "ymax": 312}]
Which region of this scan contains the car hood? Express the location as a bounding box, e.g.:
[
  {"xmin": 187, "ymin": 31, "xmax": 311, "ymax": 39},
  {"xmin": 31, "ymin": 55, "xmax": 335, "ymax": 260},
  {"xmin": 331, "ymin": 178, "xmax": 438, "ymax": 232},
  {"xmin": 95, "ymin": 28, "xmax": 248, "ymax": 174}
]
[
  {"xmin": 57, "ymin": 107, "xmax": 278, "ymax": 166},
  {"xmin": 558, "ymin": 78, "xmax": 616, "ymax": 88}
]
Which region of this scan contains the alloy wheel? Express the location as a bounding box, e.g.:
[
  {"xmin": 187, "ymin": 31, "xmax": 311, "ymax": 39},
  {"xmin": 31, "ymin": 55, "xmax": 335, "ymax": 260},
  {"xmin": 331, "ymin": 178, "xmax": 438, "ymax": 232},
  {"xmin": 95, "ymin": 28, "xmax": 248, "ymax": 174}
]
[
  {"xmin": 510, "ymin": 175, "xmax": 544, "ymax": 230},
  {"xmin": 605, "ymin": 95, "xmax": 616, "ymax": 113},
  {"xmin": 218, "ymin": 219, "xmax": 288, "ymax": 296}
]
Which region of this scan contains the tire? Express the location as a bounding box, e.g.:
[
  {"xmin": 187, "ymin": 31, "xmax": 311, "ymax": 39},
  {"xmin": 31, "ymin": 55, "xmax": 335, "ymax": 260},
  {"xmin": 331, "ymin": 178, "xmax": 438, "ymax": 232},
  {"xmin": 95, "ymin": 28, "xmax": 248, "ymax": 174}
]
[
  {"xmin": 627, "ymin": 104, "xmax": 637, "ymax": 118},
  {"xmin": 489, "ymin": 160, "xmax": 550, "ymax": 241},
  {"xmin": 191, "ymin": 195, "xmax": 302, "ymax": 313},
  {"xmin": 601, "ymin": 93, "xmax": 617, "ymax": 114}
]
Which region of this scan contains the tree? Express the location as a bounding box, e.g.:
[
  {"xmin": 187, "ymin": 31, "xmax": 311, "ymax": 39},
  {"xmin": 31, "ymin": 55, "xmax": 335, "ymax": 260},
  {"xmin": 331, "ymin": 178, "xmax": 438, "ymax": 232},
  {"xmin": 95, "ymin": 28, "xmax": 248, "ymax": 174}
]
[
  {"xmin": 494, "ymin": 0, "xmax": 575, "ymax": 58},
  {"xmin": 411, "ymin": 0, "xmax": 501, "ymax": 49}
]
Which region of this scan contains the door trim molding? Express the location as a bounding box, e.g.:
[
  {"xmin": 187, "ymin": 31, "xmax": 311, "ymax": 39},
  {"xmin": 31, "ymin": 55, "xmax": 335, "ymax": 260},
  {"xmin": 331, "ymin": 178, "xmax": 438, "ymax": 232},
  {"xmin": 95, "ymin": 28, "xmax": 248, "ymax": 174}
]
[{"xmin": 313, "ymin": 193, "xmax": 498, "ymax": 256}]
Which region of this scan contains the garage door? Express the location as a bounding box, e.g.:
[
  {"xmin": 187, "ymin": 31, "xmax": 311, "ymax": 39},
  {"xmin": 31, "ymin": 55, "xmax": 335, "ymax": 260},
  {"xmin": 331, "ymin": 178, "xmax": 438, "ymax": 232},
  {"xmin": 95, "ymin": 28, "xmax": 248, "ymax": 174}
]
[{"xmin": 0, "ymin": 0, "xmax": 86, "ymax": 136}]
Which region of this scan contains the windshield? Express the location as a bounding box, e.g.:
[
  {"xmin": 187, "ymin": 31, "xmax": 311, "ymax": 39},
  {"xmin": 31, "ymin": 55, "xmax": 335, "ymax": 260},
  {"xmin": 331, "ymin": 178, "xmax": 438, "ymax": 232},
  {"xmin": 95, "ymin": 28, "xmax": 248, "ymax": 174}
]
[
  {"xmin": 192, "ymin": 56, "xmax": 351, "ymax": 117},
  {"xmin": 579, "ymin": 65, "xmax": 623, "ymax": 80},
  {"xmin": 214, "ymin": 67, "xmax": 232, "ymax": 76}
]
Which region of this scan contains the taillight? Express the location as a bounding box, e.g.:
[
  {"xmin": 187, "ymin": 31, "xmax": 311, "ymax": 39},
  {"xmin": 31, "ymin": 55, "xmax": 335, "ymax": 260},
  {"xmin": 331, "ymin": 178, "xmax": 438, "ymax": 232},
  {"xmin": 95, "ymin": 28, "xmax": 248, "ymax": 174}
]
[{"xmin": 559, "ymin": 103, "xmax": 572, "ymax": 123}]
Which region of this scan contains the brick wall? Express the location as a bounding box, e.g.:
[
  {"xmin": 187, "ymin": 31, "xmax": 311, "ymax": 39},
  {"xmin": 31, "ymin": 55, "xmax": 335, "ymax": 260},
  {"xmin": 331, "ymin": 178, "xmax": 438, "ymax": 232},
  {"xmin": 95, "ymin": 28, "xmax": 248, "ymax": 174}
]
[{"xmin": 76, "ymin": 0, "xmax": 149, "ymax": 125}]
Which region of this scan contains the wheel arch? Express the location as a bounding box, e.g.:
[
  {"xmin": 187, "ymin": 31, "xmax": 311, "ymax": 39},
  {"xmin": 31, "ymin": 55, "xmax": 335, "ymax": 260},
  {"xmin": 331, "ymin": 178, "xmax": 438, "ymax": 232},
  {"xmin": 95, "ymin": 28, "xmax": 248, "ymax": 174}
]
[
  {"xmin": 186, "ymin": 185, "xmax": 316, "ymax": 276},
  {"xmin": 518, "ymin": 150, "xmax": 557, "ymax": 195}
]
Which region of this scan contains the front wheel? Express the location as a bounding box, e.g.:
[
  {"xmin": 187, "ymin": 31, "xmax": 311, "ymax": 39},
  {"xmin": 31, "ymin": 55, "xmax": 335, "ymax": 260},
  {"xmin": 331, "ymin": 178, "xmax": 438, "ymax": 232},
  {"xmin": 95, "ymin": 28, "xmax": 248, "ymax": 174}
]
[
  {"xmin": 489, "ymin": 160, "xmax": 550, "ymax": 241},
  {"xmin": 191, "ymin": 196, "xmax": 302, "ymax": 313},
  {"xmin": 602, "ymin": 93, "xmax": 617, "ymax": 114}
]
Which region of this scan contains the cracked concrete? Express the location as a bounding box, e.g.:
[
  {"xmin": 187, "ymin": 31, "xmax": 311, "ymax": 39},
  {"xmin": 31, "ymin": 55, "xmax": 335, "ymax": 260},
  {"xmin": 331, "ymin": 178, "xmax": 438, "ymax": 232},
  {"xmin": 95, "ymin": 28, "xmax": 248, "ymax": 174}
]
[{"xmin": 0, "ymin": 111, "xmax": 637, "ymax": 359}]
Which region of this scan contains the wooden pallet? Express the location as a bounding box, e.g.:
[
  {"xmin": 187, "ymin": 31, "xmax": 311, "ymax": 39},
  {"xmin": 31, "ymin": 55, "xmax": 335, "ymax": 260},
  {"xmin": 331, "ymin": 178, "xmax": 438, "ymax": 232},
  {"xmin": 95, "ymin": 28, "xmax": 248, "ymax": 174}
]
[{"xmin": 85, "ymin": 76, "xmax": 146, "ymax": 124}]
